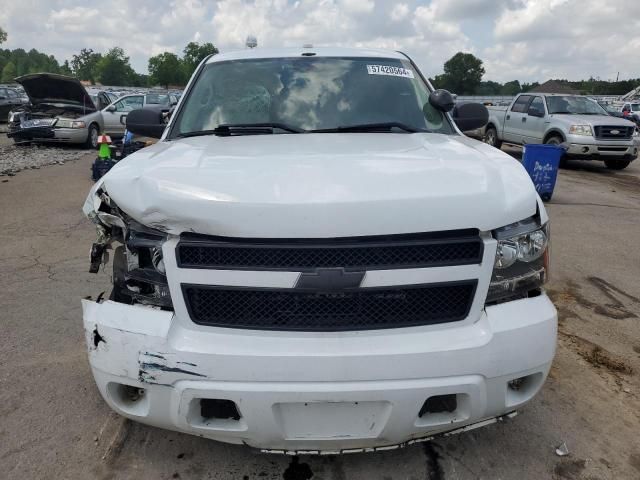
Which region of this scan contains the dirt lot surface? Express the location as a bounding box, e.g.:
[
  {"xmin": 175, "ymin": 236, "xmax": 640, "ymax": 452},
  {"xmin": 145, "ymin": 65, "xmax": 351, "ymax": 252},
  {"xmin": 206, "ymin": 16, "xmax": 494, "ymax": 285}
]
[{"xmin": 1, "ymin": 142, "xmax": 639, "ymax": 480}]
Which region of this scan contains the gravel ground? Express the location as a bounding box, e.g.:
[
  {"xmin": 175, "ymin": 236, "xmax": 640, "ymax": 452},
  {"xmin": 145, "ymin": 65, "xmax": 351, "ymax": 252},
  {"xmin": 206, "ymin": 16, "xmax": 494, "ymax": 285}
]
[{"xmin": 0, "ymin": 126, "xmax": 91, "ymax": 176}]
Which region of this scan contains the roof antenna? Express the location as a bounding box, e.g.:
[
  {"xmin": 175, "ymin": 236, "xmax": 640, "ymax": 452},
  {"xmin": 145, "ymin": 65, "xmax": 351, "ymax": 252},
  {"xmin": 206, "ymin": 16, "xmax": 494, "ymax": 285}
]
[{"xmin": 246, "ymin": 35, "xmax": 257, "ymax": 49}]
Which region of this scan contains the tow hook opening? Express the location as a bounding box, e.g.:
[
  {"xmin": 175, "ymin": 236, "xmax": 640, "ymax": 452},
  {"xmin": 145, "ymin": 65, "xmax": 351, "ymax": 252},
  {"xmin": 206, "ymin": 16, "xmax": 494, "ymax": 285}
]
[
  {"xmin": 419, "ymin": 394, "xmax": 457, "ymax": 416},
  {"xmin": 107, "ymin": 382, "xmax": 150, "ymax": 416},
  {"xmin": 201, "ymin": 399, "xmax": 242, "ymax": 421},
  {"xmin": 124, "ymin": 384, "xmax": 145, "ymax": 402},
  {"xmin": 506, "ymin": 372, "xmax": 544, "ymax": 407},
  {"xmin": 416, "ymin": 393, "xmax": 471, "ymax": 427}
]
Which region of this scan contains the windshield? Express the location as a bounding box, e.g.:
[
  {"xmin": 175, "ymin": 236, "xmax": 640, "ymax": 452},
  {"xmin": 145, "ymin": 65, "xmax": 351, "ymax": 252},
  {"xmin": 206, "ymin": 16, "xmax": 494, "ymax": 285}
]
[
  {"xmin": 546, "ymin": 96, "xmax": 608, "ymax": 115},
  {"xmin": 170, "ymin": 56, "xmax": 452, "ymax": 137},
  {"xmin": 631, "ymin": 104, "xmax": 640, "ymax": 112}
]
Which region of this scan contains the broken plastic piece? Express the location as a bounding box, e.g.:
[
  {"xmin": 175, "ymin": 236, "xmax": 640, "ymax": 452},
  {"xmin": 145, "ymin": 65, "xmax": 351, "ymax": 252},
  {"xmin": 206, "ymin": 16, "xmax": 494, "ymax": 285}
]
[
  {"xmin": 555, "ymin": 442, "xmax": 569, "ymax": 456},
  {"xmin": 89, "ymin": 243, "xmax": 106, "ymax": 273}
]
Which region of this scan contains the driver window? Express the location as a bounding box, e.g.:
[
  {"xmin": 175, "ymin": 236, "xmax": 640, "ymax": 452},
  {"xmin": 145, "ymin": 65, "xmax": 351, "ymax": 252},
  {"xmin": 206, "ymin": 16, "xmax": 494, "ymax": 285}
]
[
  {"xmin": 511, "ymin": 95, "xmax": 531, "ymax": 113},
  {"xmin": 116, "ymin": 96, "xmax": 144, "ymax": 112},
  {"xmin": 529, "ymin": 97, "xmax": 544, "ymax": 115}
]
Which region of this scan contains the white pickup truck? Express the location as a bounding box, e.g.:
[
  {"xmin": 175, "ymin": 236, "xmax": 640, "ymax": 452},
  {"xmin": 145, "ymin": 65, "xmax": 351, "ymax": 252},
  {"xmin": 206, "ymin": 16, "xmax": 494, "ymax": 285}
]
[
  {"xmin": 82, "ymin": 47, "xmax": 556, "ymax": 454},
  {"xmin": 484, "ymin": 93, "xmax": 638, "ymax": 170}
]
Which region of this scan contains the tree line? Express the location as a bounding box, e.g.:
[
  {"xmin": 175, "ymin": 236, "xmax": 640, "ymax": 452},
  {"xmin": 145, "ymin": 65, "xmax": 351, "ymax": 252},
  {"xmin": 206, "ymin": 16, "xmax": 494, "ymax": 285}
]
[
  {"xmin": 0, "ymin": 43, "xmax": 218, "ymax": 87},
  {"xmin": 430, "ymin": 52, "xmax": 639, "ymax": 96},
  {"xmin": 0, "ymin": 26, "xmax": 217, "ymax": 87}
]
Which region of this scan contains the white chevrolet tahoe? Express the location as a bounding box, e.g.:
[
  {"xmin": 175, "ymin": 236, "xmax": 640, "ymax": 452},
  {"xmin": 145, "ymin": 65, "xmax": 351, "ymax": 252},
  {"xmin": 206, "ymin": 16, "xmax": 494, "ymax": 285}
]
[{"xmin": 82, "ymin": 47, "xmax": 557, "ymax": 454}]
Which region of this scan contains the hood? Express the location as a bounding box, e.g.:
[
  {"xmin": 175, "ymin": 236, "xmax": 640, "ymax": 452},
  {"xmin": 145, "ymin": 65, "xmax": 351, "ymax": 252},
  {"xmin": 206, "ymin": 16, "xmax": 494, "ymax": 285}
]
[
  {"xmin": 94, "ymin": 133, "xmax": 538, "ymax": 238},
  {"xmin": 16, "ymin": 73, "xmax": 96, "ymax": 110},
  {"xmin": 551, "ymin": 113, "xmax": 636, "ymax": 127}
]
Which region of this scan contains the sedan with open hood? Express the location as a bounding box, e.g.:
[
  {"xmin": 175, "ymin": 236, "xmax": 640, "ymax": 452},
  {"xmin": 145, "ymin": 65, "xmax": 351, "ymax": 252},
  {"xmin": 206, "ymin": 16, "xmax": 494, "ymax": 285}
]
[{"xmin": 7, "ymin": 73, "xmax": 105, "ymax": 148}]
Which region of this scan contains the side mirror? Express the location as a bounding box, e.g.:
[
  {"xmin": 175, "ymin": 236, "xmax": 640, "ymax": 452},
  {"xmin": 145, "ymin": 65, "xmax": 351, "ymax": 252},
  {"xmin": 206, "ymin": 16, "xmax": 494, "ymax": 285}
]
[
  {"xmin": 528, "ymin": 107, "xmax": 544, "ymax": 118},
  {"xmin": 106, "ymin": 105, "xmax": 117, "ymax": 112},
  {"xmin": 0, "ymin": 95, "xmax": 6, "ymax": 100},
  {"xmin": 126, "ymin": 108, "xmax": 166, "ymax": 138},
  {"xmin": 428, "ymin": 89, "xmax": 455, "ymax": 112},
  {"xmin": 452, "ymin": 102, "xmax": 489, "ymax": 132}
]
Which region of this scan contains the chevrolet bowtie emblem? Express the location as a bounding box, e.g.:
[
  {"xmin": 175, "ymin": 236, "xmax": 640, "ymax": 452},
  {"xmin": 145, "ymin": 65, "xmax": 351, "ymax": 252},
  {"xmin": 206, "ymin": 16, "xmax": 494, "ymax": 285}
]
[{"xmin": 296, "ymin": 268, "xmax": 365, "ymax": 290}]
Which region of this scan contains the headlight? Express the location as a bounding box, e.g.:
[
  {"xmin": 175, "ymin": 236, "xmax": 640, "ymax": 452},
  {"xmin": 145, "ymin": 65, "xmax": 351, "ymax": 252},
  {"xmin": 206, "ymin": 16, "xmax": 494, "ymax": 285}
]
[
  {"xmin": 55, "ymin": 119, "xmax": 86, "ymax": 128},
  {"xmin": 569, "ymin": 124, "xmax": 593, "ymax": 136},
  {"xmin": 87, "ymin": 188, "xmax": 173, "ymax": 309},
  {"xmin": 486, "ymin": 218, "xmax": 550, "ymax": 304},
  {"xmin": 8, "ymin": 111, "xmax": 19, "ymax": 123},
  {"xmin": 112, "ymin": 220, "xmax": 172, "ymax": 308}
]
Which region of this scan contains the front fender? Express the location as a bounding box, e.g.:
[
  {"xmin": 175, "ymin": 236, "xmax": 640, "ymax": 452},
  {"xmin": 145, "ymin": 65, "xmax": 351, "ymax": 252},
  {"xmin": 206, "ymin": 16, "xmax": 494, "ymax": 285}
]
[{"xmin": 543, "ymin": 127, "xmax": 566, "ymax": 142}]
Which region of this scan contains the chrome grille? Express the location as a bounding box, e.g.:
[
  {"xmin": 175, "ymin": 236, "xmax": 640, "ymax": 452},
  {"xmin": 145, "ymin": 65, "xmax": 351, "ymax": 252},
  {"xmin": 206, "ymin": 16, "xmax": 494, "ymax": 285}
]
[{"xmin": 593, "ymin": 125, "xmax": 634, "ymax": 140}]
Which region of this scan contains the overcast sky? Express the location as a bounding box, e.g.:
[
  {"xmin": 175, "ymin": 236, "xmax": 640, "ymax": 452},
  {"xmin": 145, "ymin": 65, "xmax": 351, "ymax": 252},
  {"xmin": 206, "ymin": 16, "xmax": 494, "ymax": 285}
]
[{"xmin": 1, "ymin": 0, "xmax": 639, "ymax": 83}]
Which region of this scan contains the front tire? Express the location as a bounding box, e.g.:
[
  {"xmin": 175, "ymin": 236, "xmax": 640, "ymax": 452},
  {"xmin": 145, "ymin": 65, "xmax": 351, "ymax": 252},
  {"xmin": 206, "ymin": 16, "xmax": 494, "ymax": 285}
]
[
  {"xmin": 604, "ymin": 159, "xmax": 631, "ymax": 170},
  {"xmin": 85, "ymin": 123, "xmax": 99, "ymax": 149},
  {"xmin": 484, "ymin": 127, "xmax": 502, "ymax": 149},
  {"xmin": 545, "ymin": 135, "xmax": 567, "ymax": 168}
]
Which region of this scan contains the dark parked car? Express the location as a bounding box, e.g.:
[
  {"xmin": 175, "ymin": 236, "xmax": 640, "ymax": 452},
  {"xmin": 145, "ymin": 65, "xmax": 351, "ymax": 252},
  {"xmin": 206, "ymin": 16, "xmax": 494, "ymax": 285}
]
[
  {"xmin": 602, "ymin": 103, "xmax": 640, "ymax": 127},
  {"xmin": 0, "ymin": 87, "xmax": 27, "ymax": 122},
  {"xmin": 600, "ymin": 103, "xmax": 625, "ymax": 118}
]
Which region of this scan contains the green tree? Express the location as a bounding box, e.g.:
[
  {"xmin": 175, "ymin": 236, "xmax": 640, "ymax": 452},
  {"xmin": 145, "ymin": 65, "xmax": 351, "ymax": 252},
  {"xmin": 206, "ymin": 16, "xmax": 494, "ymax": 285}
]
[
  {"xmin": 148, "ymin": 52, "xmax": 184, "ymax": 87},
  {"xmin": 11, "ymin": 48, "xmax": 28, "ymax": 76},
  {"xmin": 182, "ymin": 41, "xmax": 218, "ymax": 78},
  {"xmin": 475, "ymin": 80, "xmax": 503, "ymax": 95},
  {"xmin": 1, "ymin": 61, "xmax": 16, "ymax": 82},
  {"xmin": 0, "ymin": 26, "xmax": 7, "ymax": 45},
  {"xmin": 130, "ymin": 72, "xmax": 149, "ymax": 87},
  {"xmin": 71, "ymin": 48, "xmax": 102, "ymax": 83},
  {"xmin": 96, "ymin": 47, "xmax": 135, "ymax": 85},
  {"xmin": 433, "ymin": 52, "xmax": 485, "ymax": 95},
  {"xmin": 501, "ymin": 80, "xmax": 522, "ymax": 96},
  {"xmin": 60, "ymin": 60, "xmax": 72, "ymax": 76}
]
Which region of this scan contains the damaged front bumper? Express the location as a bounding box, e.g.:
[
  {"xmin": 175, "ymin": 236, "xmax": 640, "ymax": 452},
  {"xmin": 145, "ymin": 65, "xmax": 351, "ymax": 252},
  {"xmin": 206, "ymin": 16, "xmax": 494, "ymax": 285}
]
[
  {"xmin": 8, "ymin": 120, "xmax": 88, "ymax": 144},
  {"xmin": 8, "ymin": 123, "xmax": 56, "ymax": 141},
  {"xmin": 82, "ymin": 295, "xmax": 556, "ymax": 453}
]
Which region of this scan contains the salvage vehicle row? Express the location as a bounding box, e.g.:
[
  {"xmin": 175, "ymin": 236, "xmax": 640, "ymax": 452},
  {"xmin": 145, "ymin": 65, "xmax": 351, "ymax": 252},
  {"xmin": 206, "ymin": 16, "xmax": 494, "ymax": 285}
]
[{"xmin": 6, "ymin": 73, "xmax": 179, "ymax": 147}]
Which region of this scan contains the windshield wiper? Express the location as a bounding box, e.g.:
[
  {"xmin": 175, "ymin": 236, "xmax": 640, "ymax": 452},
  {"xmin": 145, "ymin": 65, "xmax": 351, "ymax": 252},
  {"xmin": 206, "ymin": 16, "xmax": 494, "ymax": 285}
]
[
  {"xmin": 177, "ymin": 123, "xmax": 303, "ymax": 138},
  {"xmin": 310, "ymin": 122, "xmax": 427, "ymax": 133}
]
